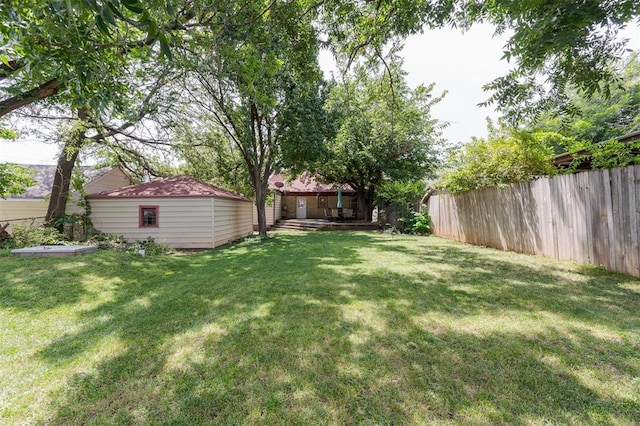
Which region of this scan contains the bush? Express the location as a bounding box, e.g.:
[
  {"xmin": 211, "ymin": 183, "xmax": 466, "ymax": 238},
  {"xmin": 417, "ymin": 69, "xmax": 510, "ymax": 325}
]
[
  {"xmin": 398, "ymin": 210, "xmax": 431, "ymax": 235},
  {"xmin": 85, "ymin": 231, "xmax": 174, "ymax": 255},
  {"xmin": 376, "ymin": 180, "xmax": 426, "ymax": 231},
  {"xmin": 9, "ymin": 225, "xmax": 66, "ymax": 248},
  {"xmin": 436, "ymin": 124, "xmax": 560, "ymax": 194},
  {"xmin": 126, "ymin": 237, "xmax": 175, "ymax": 256},
  {"xmin": 85, "ymin": 230, "xmax": 128, "ymax": 250}
]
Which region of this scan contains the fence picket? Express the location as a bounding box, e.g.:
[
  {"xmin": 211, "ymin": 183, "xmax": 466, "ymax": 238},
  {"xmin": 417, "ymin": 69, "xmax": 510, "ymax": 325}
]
[{"xmin": 429, "ymin": 165, "xmax": 640, "ymax": 277}]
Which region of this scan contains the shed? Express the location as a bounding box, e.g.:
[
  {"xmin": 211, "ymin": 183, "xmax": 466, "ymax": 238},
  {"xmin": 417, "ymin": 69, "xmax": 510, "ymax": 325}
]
[
  {"xmin": 87, "ymin": 175, "xmax": 253, "ymax": 249},
  {"xmin": 0, "ymin": 165, "xmax": 131, "ymax": 231},
  {"xmin": 554, "ymin": 130, "xmax": 640, "ymax": 172}
]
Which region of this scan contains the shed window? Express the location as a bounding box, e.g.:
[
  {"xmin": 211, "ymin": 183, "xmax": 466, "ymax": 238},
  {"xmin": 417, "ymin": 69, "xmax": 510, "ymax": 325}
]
[{"xmin": 139, "ymin": 206, "xmax": 159, "ymax": 227}]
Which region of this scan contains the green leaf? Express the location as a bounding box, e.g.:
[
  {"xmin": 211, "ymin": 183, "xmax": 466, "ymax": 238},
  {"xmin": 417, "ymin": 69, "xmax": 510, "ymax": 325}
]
[
  {"xmin": 159, "ymin": 34, "xmax": 172, "ymax": 60},
  {"xmin": 147, "ymin": 20, "xmax": 158, "ymax": 38},
  {"xmin": 107, "ymin": 1, "xmax": 126, "ymax": 20},
  {"xmin": 95, "ymin": 15, "xmax": 111, "ymax": 36},
  {"xmin": 81, "ymin": 0, "xmax": 100, "ymax": 12},
  {"xmin": 101, "ymin": 7, "xmax": 116, "ymax": 26},
  {"xmin": 0, "ymin": 55, "xmax": 11, "ymax": 68},
  {"xmin": 122, "ymin": 1, "xmax": 144, "ymax": 14}
]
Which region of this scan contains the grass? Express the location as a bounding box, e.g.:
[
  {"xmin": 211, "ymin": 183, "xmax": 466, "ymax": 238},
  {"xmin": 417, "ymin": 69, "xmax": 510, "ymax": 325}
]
[{"xmin": 1, "ymin": 232, "xmax": 639, "ymax": 425}]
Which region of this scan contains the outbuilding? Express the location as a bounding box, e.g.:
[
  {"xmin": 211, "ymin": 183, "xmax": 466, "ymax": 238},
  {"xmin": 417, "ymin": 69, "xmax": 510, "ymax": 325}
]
[{"xmin": 87, "ymin": 175, "xmax": 253, "ymax": 249}]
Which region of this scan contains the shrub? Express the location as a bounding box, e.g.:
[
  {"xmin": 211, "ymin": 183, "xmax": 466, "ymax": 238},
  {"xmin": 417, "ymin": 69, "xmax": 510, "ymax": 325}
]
[
  {"xmin": 85, "ymin": 230, "xmax": 128, "ymax": 250},
  {"xmin": 376, "ymin": 180, "xmax": 426, "ymax": 232},
  {"xmin": 398, "ymin": 210, "xmax": 431, "ymax": 235},
  {"xmin": 126, "ymin": 237, "xmax": 175, "ymax": 256},
  {"xmin": 9, "ymin": 225, "xmax": 66, "ymax": 248},
  {"xmin": 437, "ymin": 124, "xmax": 560, "ymax": 194},
  {"xmin": 85, "ymin": 231, "xmax": 173, "ymax": 255}
]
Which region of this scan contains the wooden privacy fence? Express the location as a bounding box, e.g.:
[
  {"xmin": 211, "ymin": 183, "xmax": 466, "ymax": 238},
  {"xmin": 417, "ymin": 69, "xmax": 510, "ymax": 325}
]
[{"xmin": 428, "ymin": 164, "xmax": 640, "ymax": 277}]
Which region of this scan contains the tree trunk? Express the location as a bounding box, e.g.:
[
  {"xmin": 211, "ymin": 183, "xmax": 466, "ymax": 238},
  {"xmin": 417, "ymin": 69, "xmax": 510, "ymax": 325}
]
[
  {"xmin": 45, "ymin": 109, "xmax": 87, "ymax": 231},
  {"xmin": 360, "ymin": 187, "xmax": 376, "ymax": 222},
  {"xmin": 254, "ymin": 181, "xmax": 270, "ymax": 238}
]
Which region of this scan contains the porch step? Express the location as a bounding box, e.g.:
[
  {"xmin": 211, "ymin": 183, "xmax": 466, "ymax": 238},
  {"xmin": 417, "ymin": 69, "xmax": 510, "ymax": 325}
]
[{"xmin": 271, "ymin": 219, "xmax": 380, "ymax": 232}]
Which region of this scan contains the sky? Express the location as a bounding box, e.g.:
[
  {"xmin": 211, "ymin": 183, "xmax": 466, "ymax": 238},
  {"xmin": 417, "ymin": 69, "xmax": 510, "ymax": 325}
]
[{"xmin": 1, "ymin": 23, "xmax": 638, "ymax": 165}]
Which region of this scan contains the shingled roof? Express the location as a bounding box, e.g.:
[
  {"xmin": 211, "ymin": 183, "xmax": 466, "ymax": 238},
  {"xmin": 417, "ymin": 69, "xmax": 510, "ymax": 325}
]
[
  {"xmin": 7, "ymin": 165, "xmax": 113, "ymax": 199},
  {"xmin": 554, "ymin": 130, "xmax": 640, "ymax": 172},
  {"xmin": 268, "ymin": 173, "xmax": 354, "ymax": 193},
  {"xmin": 87, "ymin": 175, "xmax": 250, "ymax": 201}
]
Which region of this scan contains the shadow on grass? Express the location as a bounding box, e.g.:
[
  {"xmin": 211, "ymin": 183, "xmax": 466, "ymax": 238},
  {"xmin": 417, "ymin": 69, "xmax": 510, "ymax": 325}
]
[{"xmin": 1, "ymin": 232, "xmax": 638, "ymax": 424}]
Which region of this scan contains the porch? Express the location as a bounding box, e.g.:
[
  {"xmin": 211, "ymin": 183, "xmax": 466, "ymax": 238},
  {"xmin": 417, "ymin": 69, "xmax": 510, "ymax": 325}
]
[{"xmin": 271, "ymin": 219, "xmax": 379, "ymax": 232}]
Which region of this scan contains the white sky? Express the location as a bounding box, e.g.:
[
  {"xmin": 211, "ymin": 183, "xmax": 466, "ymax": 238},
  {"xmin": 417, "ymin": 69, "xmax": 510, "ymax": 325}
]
[{"xmin": 1, "ymin": 23, "xmax": 639, "ymax": 165}]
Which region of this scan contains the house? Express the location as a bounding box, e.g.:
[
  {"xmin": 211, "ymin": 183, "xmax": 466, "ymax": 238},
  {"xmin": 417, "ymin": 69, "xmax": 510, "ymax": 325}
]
[
  {"xmin": 87, "ymin": 175, "xmax": 253, "ymax": 249},
  {"xmin": 267, "ymin": 173, "xmax": 363, "ymax": 220},
  {"xmin": 554, "ymin": 130, "xmax": 640, "ymax": 172},
  {"xmin": 0, "ymin": 165, "xmax": 131, "ymax": 231}
]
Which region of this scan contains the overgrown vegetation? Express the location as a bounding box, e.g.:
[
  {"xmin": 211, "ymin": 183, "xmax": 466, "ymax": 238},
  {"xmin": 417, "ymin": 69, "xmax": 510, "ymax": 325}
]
[
  {"xmin": 437, "ymin": 122, "xmax": 560, "ymax": 194},
  {"xmin": 376, "ymin": 180, "xmax": 431, "ymax": 234},
  {"xmin": 1, "ymin": 225, "xmax": 173, "ymax": 257},
  {"xmin": 1, "ymin": 232, "xmax": 638, "ymax": 424},
  {"xmin": 6, "ymin": 225, "xmax": 66, "ymax": 248}
]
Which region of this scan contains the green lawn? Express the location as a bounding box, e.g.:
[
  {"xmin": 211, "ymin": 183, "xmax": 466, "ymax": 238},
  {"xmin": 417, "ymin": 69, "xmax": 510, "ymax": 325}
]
[{"xmin": 1, "ymin": 232, "xmax": 639, "ymax": 425}]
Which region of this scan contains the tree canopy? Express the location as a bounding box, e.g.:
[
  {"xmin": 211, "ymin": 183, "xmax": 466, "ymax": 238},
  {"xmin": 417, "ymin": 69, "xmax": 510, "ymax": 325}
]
[
  {"xmin": 0, "ymin": 162, "xmax": 35, "ymax": 199},
  {"xmin": 533, "ymin": 52, "xmax": 640, "ymax": 146},
  {"xmin": 3, "ymin": 1, "xmax": 639, "ymax": 121},
  {"xmin": 311, "ymin": 59, "xmax": 444, "ymax": 220}
]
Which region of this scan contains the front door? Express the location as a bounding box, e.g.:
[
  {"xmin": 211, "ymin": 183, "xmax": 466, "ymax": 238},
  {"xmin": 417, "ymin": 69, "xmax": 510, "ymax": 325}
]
[{"xmin": 296, "ymin": 197, "xmax": 307, "ymax": 219}]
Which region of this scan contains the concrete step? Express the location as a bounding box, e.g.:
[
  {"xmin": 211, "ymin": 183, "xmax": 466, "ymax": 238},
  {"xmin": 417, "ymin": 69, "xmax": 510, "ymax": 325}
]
[{"xmin": 271, "ymin": 220, "xmax": 380, "ymax": 232}]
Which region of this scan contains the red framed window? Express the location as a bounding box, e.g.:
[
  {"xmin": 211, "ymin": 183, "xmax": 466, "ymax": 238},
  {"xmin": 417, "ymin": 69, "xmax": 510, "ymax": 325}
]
[{"xmin": 139, "ymin": 205, "xmax": 159, "ymax": 228}]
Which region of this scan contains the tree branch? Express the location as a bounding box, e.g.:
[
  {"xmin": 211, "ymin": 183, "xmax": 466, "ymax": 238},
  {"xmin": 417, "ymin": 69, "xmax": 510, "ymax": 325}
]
[
  {"xmin": 0, "ymin": 59, "xmax": 24, "ymax": 79},
  {"xmin": 0, "ymin": 78, "xmax": 61, "ymax": 117}
]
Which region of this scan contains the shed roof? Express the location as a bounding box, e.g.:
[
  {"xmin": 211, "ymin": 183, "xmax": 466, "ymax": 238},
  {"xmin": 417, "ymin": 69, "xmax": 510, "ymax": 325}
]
[
  {"xmin": 7, "ymin": 164, "xmax": 114, "ymax": 199},
  {"xmin": 268, "ymin": 173, "xmax": 354, "ymax": 193},
  {"xmin": 87, "ymin": 175, "xmax": 250, "ymax": 201},
  {"xmin": 554, "ymin": 130, "xmax": 640, "ymax": 172}
]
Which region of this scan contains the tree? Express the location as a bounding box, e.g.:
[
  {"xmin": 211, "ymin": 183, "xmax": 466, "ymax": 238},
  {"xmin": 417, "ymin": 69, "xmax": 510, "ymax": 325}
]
[
  {"xmin": 174, "ymin": 124, "xmax": 256, "ymax": 199},
  {"xmin": 533, "ymin": 52, "xmax": 640, "ymax": 147},
  {"xmin": 179, "ymin": 0, "xmax": 328, "ymax": 238},
  {"xmin": 375, "ymin": 180, "xmax": 425, "ymax": 229},
  {"xmin": 0, "ymin": 163, "xmax": 35, "ymax": 199},
  {"xmin": 470, "ymin": 0, "xmax": 640, "ymax": 121},
  {"xmin": 0, "ymin": 0, "xmax": 187, "ymax": 117},
  {"xmin": 436, "ymin": 122, "xmax": 562, "ymax": 194},
  {"xmin": 4, "ymin": 1, "xmax": 638, "ymax": 123},
  {"xmin": 37, "ymin": 63, "xmax": 175, "ymax": 228},
  {"xmin": 313, "ymin": 59, "xmax": 443, "ymax": 221}
]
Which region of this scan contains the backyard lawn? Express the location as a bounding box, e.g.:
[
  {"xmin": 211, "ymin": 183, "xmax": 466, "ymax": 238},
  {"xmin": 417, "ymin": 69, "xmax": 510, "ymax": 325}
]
[{"xmin": 1, "ymin": 232, "xmax": 639, "ymax": 425}]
